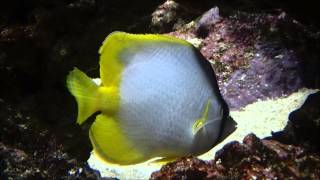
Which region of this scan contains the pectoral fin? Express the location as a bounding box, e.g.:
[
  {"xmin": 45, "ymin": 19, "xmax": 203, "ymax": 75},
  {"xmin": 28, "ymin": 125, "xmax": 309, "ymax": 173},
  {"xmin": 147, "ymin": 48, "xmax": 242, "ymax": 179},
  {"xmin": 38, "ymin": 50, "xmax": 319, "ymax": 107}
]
[{"xmin": 192, "ymin": 99, "xmax": 211, "ymax": 135}]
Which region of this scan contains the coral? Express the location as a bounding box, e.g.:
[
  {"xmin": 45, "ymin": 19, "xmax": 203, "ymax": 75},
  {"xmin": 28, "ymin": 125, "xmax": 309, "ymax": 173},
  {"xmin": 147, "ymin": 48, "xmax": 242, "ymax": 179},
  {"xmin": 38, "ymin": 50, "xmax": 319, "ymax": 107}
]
[
  {"xmin": 223, "ymin": 44, "xmax": 303, "ymax": 109},
  {"xmin": 196, "ymin": 7, "xmax": 221, "ymax": 37},
  {"xmin": 151, "ymin": 134, "xmax": 320, "ymax": 179},
  {"xmin": 170, "ymin": 9, "xmax": 320, "ymax": 109},
  {"xmin": 150, "ymin": 156, "xmax": 226, "ymax": 180},
  {"xmin": 150, "ymin": 0, "xmax": 198, "ymax": 33}
]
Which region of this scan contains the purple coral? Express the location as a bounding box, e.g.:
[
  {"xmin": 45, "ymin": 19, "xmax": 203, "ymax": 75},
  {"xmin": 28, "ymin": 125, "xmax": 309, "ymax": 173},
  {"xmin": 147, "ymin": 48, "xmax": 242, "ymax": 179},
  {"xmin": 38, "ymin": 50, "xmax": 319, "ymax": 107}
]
[{"xmin": 222, "ymin": 43, "xmax": 303, "ymax": 109}]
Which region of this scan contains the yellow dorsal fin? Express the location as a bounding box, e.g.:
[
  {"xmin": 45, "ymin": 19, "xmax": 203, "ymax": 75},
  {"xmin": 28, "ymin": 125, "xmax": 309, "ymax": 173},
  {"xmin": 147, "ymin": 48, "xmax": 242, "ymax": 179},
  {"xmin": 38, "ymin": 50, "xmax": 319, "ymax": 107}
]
[
  {"xmin": 192, "ymin": 99, "xmax": 212, "ymax": 135},
  {"xmin": 89, "ymin": 114, "xmax": 148, "ymax": 165},
  {"xmin": 98, "ymin": 32, "xmax": 192, "ymax": 87}
]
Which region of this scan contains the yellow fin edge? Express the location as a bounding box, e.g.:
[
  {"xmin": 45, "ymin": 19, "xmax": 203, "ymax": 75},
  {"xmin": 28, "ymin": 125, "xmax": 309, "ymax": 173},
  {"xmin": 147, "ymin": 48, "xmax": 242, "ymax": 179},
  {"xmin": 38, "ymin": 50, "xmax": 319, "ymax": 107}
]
[
  {"xmin": 89, "ymin": 114, "xmax": 148, "ymax": 165},
  {"xmin": 98, "ymin": 32, "xmax": 192, "ymax": 87}
]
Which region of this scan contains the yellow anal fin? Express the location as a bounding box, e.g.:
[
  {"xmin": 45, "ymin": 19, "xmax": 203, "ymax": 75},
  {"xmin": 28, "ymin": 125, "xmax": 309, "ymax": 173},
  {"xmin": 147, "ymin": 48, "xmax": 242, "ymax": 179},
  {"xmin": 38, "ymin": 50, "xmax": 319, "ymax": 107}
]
[
  {"xmin": 89, "ymin": 114, "xmax": 147, "ymax": 165},
  {"xmin": 192, "ymin": 99, "xmax": 212, "ymax": 135}
]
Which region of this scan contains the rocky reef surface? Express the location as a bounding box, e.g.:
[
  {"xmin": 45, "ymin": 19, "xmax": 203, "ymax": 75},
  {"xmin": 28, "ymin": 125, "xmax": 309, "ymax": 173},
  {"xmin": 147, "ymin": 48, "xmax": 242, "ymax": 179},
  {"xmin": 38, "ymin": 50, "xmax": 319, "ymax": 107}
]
[
  {"xmin": 167, "ymin": 6, "xmax": 319, "ymax": 109},
  {"xmin": 0, "ymin": 100, "xmax": 100, "ymax": 179},
  {"xmin": 151, "ymin": 133, "xmax": 320, "ymax": 179},
  {"xmin": 1, "ymin": 0, "xmax": 320, "ymax": 179}
]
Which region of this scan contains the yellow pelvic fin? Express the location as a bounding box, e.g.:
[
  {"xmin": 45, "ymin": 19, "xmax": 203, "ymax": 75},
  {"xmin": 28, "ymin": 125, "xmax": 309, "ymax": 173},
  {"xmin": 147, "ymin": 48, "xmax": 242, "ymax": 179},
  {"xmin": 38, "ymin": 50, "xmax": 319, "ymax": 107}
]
[
  {"xmin": 192, "ymin": 99, "xmax": 212, "ymax": 135},
  {"xmin": 150, "ymin": 157, "xmax": 177, "ymax": 166},
  {"xmin": 66, "ymin": 68, "xmax": 120, "ymax": 124},
  {"xmin": 98, "ymin": 32, "xmax": 192, "ymax": 87},
  {"xmin": 89, "ymin": 114, "xmax": 147, "ymax": 165}
]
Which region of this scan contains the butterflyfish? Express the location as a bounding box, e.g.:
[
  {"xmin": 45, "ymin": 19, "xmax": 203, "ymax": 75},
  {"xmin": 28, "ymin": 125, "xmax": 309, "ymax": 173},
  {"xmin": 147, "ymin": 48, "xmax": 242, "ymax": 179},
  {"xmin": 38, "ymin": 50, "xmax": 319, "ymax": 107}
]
[{"xmin": 66, "ymin": 32, "xmax": 236, "ymax": 165}]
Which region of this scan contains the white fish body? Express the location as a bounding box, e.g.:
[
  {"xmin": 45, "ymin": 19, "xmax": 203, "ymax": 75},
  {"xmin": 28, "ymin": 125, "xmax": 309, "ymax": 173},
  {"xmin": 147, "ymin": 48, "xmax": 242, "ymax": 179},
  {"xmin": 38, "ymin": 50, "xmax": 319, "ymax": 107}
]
[{"xmin": 67, "ymin": 32, "xmax": 235, "ymax": 165}]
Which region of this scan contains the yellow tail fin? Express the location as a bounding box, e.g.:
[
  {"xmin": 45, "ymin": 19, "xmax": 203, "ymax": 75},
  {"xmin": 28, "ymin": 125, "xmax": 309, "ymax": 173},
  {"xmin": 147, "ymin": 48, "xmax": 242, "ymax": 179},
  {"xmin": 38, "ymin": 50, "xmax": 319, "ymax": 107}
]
[{"xmin": 66, "ymin": 68, "xmax": 99, "ymax": 125}]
